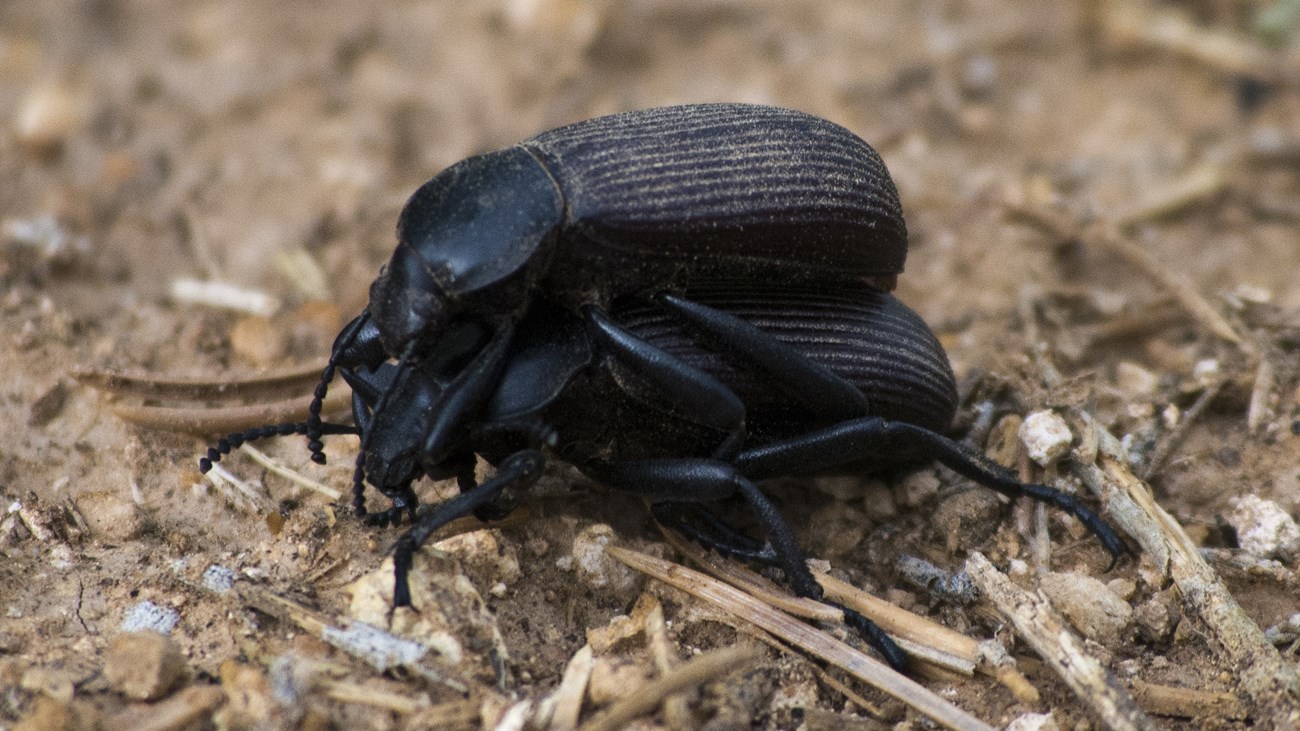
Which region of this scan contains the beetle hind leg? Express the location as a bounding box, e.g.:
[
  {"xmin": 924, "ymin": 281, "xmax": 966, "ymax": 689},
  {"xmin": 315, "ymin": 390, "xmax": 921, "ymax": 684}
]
[
  {"xmin": 594, "ymin": 458, "xmax": 908, "ymax": 669},
  {"xmin": 651, "ymin": 502, "xmax": 781, "ymax": 565},
  {"xmin": 737, "ymin": 418, "xmax": 1130, "ymax": 562}
]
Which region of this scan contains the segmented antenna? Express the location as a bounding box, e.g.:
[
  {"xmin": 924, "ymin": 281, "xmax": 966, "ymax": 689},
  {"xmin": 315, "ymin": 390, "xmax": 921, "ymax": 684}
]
[
  {"xmin": 199, "ymin": 421, "xmax": 358, "ymax": 473},
  {"xmin": 306, "ymin": 311, "xmax": 371, "ymax": 465},
  {"xmin": 350, "ymin": 448, "xmax": 369, "ymax": 517}
]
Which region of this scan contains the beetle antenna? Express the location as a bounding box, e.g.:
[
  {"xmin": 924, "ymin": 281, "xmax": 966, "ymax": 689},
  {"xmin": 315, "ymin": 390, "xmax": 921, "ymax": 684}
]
[
  {"xmin": 199, "ymin": 421, "xmax": 358, "ymax": 473},
  {"xmin": 351, "ymin": 340, "xmax": 418, "ymax": 517},
  {"xmin": 306, "ymin": 310, "xmax": 371, "ymax": 465}
]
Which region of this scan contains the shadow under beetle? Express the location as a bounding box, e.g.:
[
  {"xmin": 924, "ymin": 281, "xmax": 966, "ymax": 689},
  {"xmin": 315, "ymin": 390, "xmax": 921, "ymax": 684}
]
[
  {"xmin": 301, "ymin": 103, "xmax": 911, "ymax": 503},
  {"xmin": 202, "ymin": 283, "xmax": 1126, "ymax": 669}
]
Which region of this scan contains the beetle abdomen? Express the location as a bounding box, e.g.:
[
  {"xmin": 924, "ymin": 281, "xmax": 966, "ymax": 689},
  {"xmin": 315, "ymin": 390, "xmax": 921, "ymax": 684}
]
[
  {"xmin": 523, "ymin": 104, "xmax": 906, "ymax": 283},
  {"xmin": 613, "ymin": 283, "xmax": 957, "ymax": 437}
]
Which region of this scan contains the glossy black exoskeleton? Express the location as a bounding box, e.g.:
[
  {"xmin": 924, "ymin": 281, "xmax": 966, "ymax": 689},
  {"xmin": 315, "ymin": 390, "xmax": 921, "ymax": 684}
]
[
  {"xmin": 302, "ymin": 104, "xmax": 910, "ymax": 503},
  {"xmin": 202, "ymin": 283, "xmax": 1126, "ymax": 669}
]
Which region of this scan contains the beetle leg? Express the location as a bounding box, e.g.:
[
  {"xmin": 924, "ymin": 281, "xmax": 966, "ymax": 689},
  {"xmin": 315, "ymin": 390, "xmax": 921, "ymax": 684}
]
[
  {"xmin": 737, "ymin": 418, "xmax": 1130, "ymax": 562},
  {"xmin": 592, "ymin": 458, "xmax": 907, "ymax": 669},
  {"xmin": 655, "ymin": 293, "xmax": 869, "ymax": 420},
  {"xmin": 417, "ymin": 320, "xmax": 517, "ymax": 468},
  {"xmin": 391, "ymin": 449, "xmax": 545, "ymax": 607},
  {"xmin": 650, "ymin": 502, "xmax": 781, "ymax": 565},
  {"xmin": 585, "ymin": 306, "xmax": 747, "ymax": 459}
]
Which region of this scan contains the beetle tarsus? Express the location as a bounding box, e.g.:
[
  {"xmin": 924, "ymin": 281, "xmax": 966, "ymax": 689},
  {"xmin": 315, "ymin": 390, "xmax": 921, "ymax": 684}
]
[
  {"xmin": 388, "ymin": 450, "xmax": 545, "ymax": 606},
  {"xmin": 832, "ymin": 602, "xmax": 910, "ymax": 671}
]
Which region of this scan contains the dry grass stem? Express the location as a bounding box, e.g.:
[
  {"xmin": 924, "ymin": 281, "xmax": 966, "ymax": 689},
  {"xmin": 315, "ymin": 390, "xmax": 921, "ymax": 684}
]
[
  {"xmin": 406, "ymin": 700, "xmax": 480, "ymax": 730},
  {"xmin": 319, "ymin": 679, "xmax": 427, "ymax": 713},
  {"xmin": 1141, "ymin": 376, "xmax": 1224, "ymax": 480},
  {"xmin": 169, "ymin": 277, "xmax": 280, "ymax": 315},
  {"xmin": 103, "ymin": 685, "xmax": 226, "ymax": 731},
  {"xmin": 1112, "ymin": 162, "xmax": 1227, "ymax": 230},
  {"xmin": 965, "ymin": 552, "xmax": 1158, "ymax": 731},
  {"xmin": 544, "ymin": 644, "xmax": 593, "ymax": 731},
  {"xmin": 234, "ymin": 583, "xmax": 468, "ymax": 692},
  {"xmin": 1072, "ymin": 419, "xmax": 1300, "ymax": 724},
  {"xmin": 644, "ymin": 600, "xmax": 693, "ymax": 730},
  {"xmin": 576, "ymin": 644, "xmax": 760, "ymax": 731},
  {"xmin": 72, "ymin": 364, "xmax": 326, "ymax": 400},
  {"xmin": 1099, "ymin": 0, "xmax": 1296, "ymax": 83},
  {"xmin": 107, "ymin": 391, "xmax": 351, "ymax": 435},
  {"xmin": 1247, "ymin": 354, "xmax": 1276, "ymax": 433},
  {"xmin": 1129, "ymin": 679, "xmax": 1247, "ymax": 720},
  {"xmin": 238, "ymin": 442, "xmax": 342, "ymax": 500},
  {"xmin": 663, "ymin": 529, "xmax": 978, "ymax": 676},
  {"xmin": 607, "ymin": 546, "xmax": 995, "ymax": 731},
  {"xmin": 203, "ymin": 462, "xmax": 274, "ymax": 513}
]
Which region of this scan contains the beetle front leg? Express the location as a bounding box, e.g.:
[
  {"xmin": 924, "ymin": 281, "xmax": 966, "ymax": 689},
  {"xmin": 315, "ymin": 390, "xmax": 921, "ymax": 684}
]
[
  {"xmin": 391, "ymin": 449, "xmax": 545, "ymax": 607},
  {"xmin": 737, "ymin": 417, "xmax": 1130, "ymax": 562}
]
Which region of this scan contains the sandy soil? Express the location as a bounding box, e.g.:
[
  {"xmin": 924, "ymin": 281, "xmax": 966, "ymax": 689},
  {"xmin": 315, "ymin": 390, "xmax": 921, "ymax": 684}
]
[{"xmin": 2, "ymin": 1, "xmax": 1299, "ymax": 729}]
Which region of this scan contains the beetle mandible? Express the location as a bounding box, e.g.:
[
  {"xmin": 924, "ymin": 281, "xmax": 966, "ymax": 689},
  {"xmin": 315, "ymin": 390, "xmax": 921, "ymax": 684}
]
[
  {"xmin": 203, "ymin": 283, "xmax": 1127, "ymax": 668},
  {"xmin": 303, "ymin": 103, "xmax": 910, "ymax": 508}
]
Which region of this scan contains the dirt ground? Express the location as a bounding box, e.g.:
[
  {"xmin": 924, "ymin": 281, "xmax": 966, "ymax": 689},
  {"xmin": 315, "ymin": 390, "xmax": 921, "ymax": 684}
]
[{"xmin": 2, "ymin": 1, "xmax": 1299, "ymax": 729}]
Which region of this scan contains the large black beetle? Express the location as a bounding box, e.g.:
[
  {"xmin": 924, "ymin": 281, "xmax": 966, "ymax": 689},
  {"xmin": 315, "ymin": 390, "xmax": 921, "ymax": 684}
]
[
  {"xmin": 203, "ymin": 283, "xmax": 1125, "ymax": 668},
  {"xmin": 304, "ymin": 104, "xmax": 910, "ymax": 488}
]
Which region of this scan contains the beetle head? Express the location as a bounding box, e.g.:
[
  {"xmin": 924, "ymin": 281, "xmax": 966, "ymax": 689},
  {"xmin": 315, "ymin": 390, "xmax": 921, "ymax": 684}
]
[{"xmin": 367, "ymin": 244, "xmax": 453, "ymax": 359}]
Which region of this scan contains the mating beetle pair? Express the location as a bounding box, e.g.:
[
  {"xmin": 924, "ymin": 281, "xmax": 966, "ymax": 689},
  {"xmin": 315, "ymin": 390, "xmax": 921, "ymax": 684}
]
[{"xmin": 201, "ymin": 104, "xmax": 1125, "ymax": 668}]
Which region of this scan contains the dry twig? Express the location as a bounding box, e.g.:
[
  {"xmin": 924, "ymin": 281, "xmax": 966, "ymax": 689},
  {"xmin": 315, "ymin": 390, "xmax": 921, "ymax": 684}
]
[
  {"xmin": 1072, "ymin": 417, "xmax": 1300, "ymax": 724},
  {"xmin": 576, "ymin": 644, "xmax": 760, "ymax": 731},
  {"xmin": 661, "ymin": 529, "xmax": 978, "ymax": 677},
  {"xmin": 965, "ymin": 552, "xmax": 1158, "ymax": 731},
  {"xmin": 607, "ymin": 546, "xmax": 994, "ymax": 731},
  {"xmin": 1129, "ymin": 679, "xmax": 1247, "ymax": 720}
]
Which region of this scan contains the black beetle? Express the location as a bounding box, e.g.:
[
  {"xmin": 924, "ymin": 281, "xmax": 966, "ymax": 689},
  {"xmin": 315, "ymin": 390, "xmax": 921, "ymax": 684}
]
[
  {"xmin": 303, "ymin": 104, "xmax": 910, "ymax": 498},
  {"xmin": 203, "ymin": 282, "xmax": 1126, "ymax": 668}
]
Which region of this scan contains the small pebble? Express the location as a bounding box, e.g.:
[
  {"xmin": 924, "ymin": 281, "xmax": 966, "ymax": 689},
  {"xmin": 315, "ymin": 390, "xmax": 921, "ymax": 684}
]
[
  {"xmin": 201, "ymin": 564, "xmax": 237, "ymax": 594},
  {"xmin": 1115, "ymin": 361, "xmax": 1159, "ymax": 399},
  {"xmin": 229, "ymin": 315, "xmax": 285, "ymax": 367},
  {"xmin": 895, "ymin": 469, "xmax": 940, "ymax": 507},
  {"xmin": 1019, "ymin": 410, "xmax": 1072, "ymax": 467},
  {"xmin": 1224, "ymin": 495, "xmax": 1300, "ymax": 561},
  {"xmin": 1134, "ymin": 596, "xmax": 1175, "ymax": 643},
  {"xmin": 103, "ymin": 631, "xmax": 186, "ymax": 700},
  {"xmin": 586, "ymin": 658, "xmax": 649, "ymax": 706},
  {"xmin": 15, "ymin": 81, "xmax": 84, "ymax": 157},
  {"xmin": 570, "ymin": 524, "xmax": 638, "ymax": 594},
  {"xmin": 73, "ymin": 491, "xmax": 143, "ymax": 541},
  {"xmin": 1037, "ymin": 572, "xmax": 1132, "ymax": 648},
  {"xmin": 1005, "ymin": 712, "xmax": 1060, "ymax": 731},
  {"xmin": 121, "ymin": 601, "xmax": 180, "ymax": 634}
]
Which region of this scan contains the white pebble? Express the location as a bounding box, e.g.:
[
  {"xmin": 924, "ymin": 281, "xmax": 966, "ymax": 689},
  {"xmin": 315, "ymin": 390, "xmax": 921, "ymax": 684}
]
[
  {"xmin": 1224, "ymin": 495, "xmax": 1300, "ymax": 560},
  {"xmin": 1019, "ymin": 410, "xmax": 1073, "ymax": 466},
  {"xmin": 120, "ymin": 601, "xmax": 180, "ymax": 634},
  {"xmin": 1006, "ymin": 712, "xmax": 1059, "ymax": 731}
]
